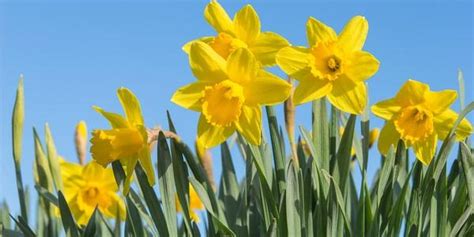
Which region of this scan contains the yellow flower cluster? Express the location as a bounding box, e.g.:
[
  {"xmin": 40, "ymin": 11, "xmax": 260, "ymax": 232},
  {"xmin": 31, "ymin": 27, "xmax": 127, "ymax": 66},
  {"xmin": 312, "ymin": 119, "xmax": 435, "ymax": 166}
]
[
  {"xmin": 59, "ymin": 0, "xmax": 472, "ymax": 226},
  {"xmin": 171, "ymin": 0, "xmax": 472, "ymax": 165}
]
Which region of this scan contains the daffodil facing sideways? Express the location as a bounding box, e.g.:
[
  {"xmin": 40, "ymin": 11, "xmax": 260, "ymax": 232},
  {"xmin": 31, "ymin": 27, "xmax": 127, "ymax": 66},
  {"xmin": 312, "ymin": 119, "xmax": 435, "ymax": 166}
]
[
  {"xmin": 276, "ymin": 16, "xmax": 380, "ymax": 114},
  {"xmin": 60, "ymin": 160, "xmax": 126, "ymax": 225},
  {"xmin": 183, "ymin": 0, "xmax": 289, "ymax": 66},
  {"xmin": 372, "ymin": 80, "xmax": 472, "ymax": 165},
  {"xmin": 90, "ymin": 88, "xmax": 154, "ymax": 194},
  {"xmin": 172, "ymin": 42, "xmax": 291, "ymax": 148},
  {"xmin": 176, "ymin": 185, "xmax": 205, "ymax": 223}
]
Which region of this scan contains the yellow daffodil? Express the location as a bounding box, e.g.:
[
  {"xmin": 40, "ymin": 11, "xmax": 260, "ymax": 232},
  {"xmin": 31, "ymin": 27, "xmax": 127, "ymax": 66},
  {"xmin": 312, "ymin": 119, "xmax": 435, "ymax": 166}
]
[
  {"xmin": 372, "ymin": 80, "xmax": 472, "ymax": 165},
  {"xmin": 175, "ymin": 185, "xmax": 205, "ymax": 223},
  {"xmin": 172, "ymin": 42, "xmax": 291, "ymax": 148},
  {"xmin": 183, "ymin": 0, "xmax": 289, "ymax": 66},
  {"xmin": 60, "ymin": 160, "xmax": 125, "ymax": 225},
  {"xmin": 276, "ymin": 16, "xmax": 380, "ymax": 114},
  {"xmin": 90, "ymin": 88, "xmax": 154, "ymax": 194}
]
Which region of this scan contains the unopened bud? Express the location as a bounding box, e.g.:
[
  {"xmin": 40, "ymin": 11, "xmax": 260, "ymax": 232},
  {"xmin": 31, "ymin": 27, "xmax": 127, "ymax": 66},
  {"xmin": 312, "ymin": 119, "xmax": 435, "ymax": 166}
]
[{"xmin": 75, "ymin": 121, "xmax": 87, "ymax": 165}]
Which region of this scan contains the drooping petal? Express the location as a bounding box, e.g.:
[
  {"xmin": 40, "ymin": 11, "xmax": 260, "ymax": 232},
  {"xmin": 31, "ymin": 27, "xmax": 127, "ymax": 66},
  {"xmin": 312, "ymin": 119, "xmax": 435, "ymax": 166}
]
[
  {"xmin": 189, "ymin": 42, "xmax": 227, "ymax": 82},
  {"xmin": 182, "ymin": 37, "xmax": 215, "ymax": 54},
  {"xmin": 244, "ymin": 70, "xmax": 291, "ymax": 106},
  {"xmin": 395, "ymin": 79, "xmax": 429, "ymax": 107},
  {"xmin": 338, "ymin": 16, "xmax": 368, "ymax": 52},
  {"xmin": 235, "ymin": 106, "xmax": 262, "ymax": 145},
  {"xmin": 171, "ymin": 82, "xmax": 209, "ymax": 112},
  {"xmin": 425, "ymin": 89, "xmax": 457, "ymax": 115},
  {"xmin": 197, "ymin": 115, "xmax": 235, "ymax": 148},
  {"xmin": 204, "ymin": 0, "xmax": 234, "ymax": 34},
  {"xmin": 227, "ymin": 48, "xmax": 258, "ymax": 84},
  {"xmin": 121, "ymin": 156, "xmax": 138, "ymax": 195},
  {"xmin": 413, "ymin": 133, "xmax": 437, "ymax": 165},
  {"xmin": 250, "ymin": 32, "xmax": 289, "ymax": 66},
  {"xmin": 275, "ymin": 46, "xmax": 312, "ymax": 80},
  {"xmin": 233, "ymin": 5, "xmax": 260, "ymax": 44},
  {"xmin": 306, "ymin": 17, "xmax": 337, "ymax": 47},
  {"xmin": 345, "ymin": 51, "xmax": 380, "ymax": 82},
  {"xmin": 103, "ymin": 193, "xmax": 126, "ymax": 221},
  {"xmin": 293, "ymin": 77, "xmax": 332, "ymax": 105},
  {"xmin": 434, "ymin": 109, "xmax": 473, "ymax": 141},
  {"xmin": 138, "ymin": 145, "xmax": 155, "ymax": 186},
  {"xmin": 117, "ymin": 88, "xmax": 144, "ymax": 126},
  {"xmin": 328, "ymin": 78, "xmax": 367, "ymax": 114},
  {"xmin": 93, "ymin": 106, "xmax": 129, "ymax": 129},
  {"xmin": 377, "ymin": 121, "xmax": 400, "ymax": 155},
  {"xmin": 371, "ymin": 98, "xmax": 401, "ymax": 120}
]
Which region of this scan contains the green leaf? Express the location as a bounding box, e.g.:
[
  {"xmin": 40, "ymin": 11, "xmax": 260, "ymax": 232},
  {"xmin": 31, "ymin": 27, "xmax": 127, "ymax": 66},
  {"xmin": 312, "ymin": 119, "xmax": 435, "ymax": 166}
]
[
  {"xmin": 450, "ymin": 207, "xmax": 473, "ymax": 237},
  {"xmin": 125, "ymin": 196, "xmax": 145, "ymax": 237},
  {"xmin": 265, "ymin": 106, "xmax": 286, "ymax": 194},
  {"xmin": 156, "ymin": 132, "xmax": 178, "ymax": 237},
  {"xmin": 135, "ymin": 163, "xmax": 169, "ymax": 236},
  {"xmin": 460, "ymin": 142, "xmax": 474, "ymax": 208},
  {"xmin": 335, "ymin": 114, "xmax": 356, "ymax": 191},
  {"xmin": 189, "ymin": 177, "xmax": 236, "ymax": 236},
  {"xmin": 312, "ymin": 99, "xmax": 330, "ymax": 171},
  {"xmin": 286, "ymin": 162, "xmax": 301, "ymax": 237},
  {"xmin": 35, "ymin": 184, "xmax": 58, "ymax": 207},
  {"xmin": 9, "ymin": 214, "xmax": 35, "ymax": 237},
  {"xmin": 57, "ymin": 191, "xmax": 79, "ymax": 237},
  {"xmin": 82, "ymin": 207, "xmax": 100, "ymax": 237}
]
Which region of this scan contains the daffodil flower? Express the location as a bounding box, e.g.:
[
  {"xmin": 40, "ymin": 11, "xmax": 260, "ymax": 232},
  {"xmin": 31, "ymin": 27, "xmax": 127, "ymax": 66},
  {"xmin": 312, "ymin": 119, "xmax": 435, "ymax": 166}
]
[
  {"xmin": 172, "ymin": 42, "xmax": 291, "ymax": 148},
  {"xmin": 60, "ymin": 160, "xmax": 125, "ymax": 225},
  {"xmin": 90, "ymin": 88, "xmax": 154, "ymax": 194},
  {"xmin": 276, "ymin": 16, "xmax": 380, "ymax": 114},
  {"xmin": 372, "ymin": 80, "xmax": 472, "ymax": 165},
  {"xmin": 183, "ymin": 0, "xmax": 289, "ymax": 66},
  {"xmin": 175, "ymin": 185, "xmax": 205, "ymax": 223}
]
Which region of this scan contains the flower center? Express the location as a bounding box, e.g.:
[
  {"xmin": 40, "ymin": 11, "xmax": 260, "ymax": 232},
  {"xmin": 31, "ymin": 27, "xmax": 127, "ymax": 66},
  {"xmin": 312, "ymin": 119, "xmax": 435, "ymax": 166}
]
[
  {"xmin": 209, "ymin": 33, "xmax": 247, "ymax": 59},
  {"xmin": 82, "ymin": 186, "xmax": 101, "ymax": 206},
  {"xmin": 394, "ymin": 106, "xmax": 434, "ymax": 143},
  {"xmin": 311, "ymin": 42, "xmax": 344, "ymax": 81},
  {"xmin": 201, "ymin": 80, "xmax": 245, "ymax": 127}
]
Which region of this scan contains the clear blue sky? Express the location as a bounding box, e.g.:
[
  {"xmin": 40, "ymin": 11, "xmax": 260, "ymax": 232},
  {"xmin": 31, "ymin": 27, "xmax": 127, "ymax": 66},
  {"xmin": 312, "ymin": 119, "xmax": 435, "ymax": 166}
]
[{"xmin": 1, "ymin": 0, "xmax": 472, "ymax": 225}]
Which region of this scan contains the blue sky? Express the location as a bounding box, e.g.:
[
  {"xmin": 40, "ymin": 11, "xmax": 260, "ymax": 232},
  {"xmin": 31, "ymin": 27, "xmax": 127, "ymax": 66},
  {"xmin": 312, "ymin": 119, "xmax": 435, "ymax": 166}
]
[{"xmin": 0, "ymin": 0, "xmax": 472, "ymax": 226}]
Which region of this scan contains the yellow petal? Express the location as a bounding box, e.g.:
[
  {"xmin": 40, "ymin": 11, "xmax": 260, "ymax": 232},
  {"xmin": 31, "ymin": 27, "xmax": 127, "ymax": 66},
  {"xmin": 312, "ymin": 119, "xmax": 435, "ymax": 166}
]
[
  {"xmin": 306, "ymin": 17, "xmax": 337, "ymax": 46},
  {"xmin": 250, "ymin": 32, "xmax": 289, "ymax": 66},
  {"xmin": 413, "ymin": 133, "xmax": 437, "ymax": 165},
  {"xmin": 117, "ymin": 88, "xmax": 144, "ymax": 126},
  {"xmin": 328, "ymin": 78, "xmax": 367, "ymax": 114},
  {"xmin": 338, "ymin": 16, "xmax": 368, "ymax": 52},
  {"xmin": 189, "ymin": 42, "xmax": 227, "ymax": 81},
  {"xmin": 204, "ymin": 0, "xmax": 234, "ymax": 34},
  {"xmin": 236, "ymin": 106, "xmax": 262, "ymax": 145},
  {"xmin": 122, "ymin": 157, "xmax": 138, "ymax": 195},
  {"xmin": 189, "ymin": 185, "xmax": 204, "ymax": 210},
  {"xmin": 425, "ymin": 89, "xmax": 457, "ymax": 115},
  {"xmin": 104, "ymin": 193, "xmax": 126, "ymax": 221},
  {"xmin": 395, "ymin": 79, "xmax": 429, "ymax": 107},
  {"xmin": 293, "ymin": 77, "xmax": 332, "ymax": 105},
  {"xmin": 244, "ymin": 70, "xmax": 291, "ymax": 106},
  {"xmin": 93, "ymin": 106, "xmax": 129, "ymax": 129},
  {"xmin": 226, "ymin": 48, "xmax": 258, "ymax": 84},
  {"xmin": 378, "ymin": 121, "xmax": 400, "ymax": 155},
  {"xmin": 82, "ymin": 161, "xmax": 107, "ymax": 180},
  {"xmin": 197, "ymin": 115, "xmax": 235, "ymax": 148},
  {"xmin": 138, "ymin": 144, "xmax": 155, "ymax": 186},
  {"xmin": 371, "ymin": 98, "xmax": 401, "ymax": 120},
  {"xmin": 182, "ymin": 37, "xmax": 215, "ymax": 54},
  {"xmin": 171, "ymin": 82, "xmax": 209, "ymax": 112},
  {"xmin": 233, "ymin": 5, "xmax": 260, "ymax": 44},
  {"xmin": 434, "ymin": 109, "xmax": 472, "ymax": 141},
  {"xmin": 345, "ymin": 51, "xmax": 380, "ymax": 81},
  {"xmin": 275, "ymin": 46, "xmax": 311, "ymax": 80}
]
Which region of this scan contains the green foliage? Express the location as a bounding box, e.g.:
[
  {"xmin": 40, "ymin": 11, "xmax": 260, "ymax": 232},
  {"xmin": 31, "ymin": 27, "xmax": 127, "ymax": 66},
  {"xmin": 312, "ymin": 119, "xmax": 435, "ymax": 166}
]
[{"xmin": 3, "ymin": 76, "xmax": 474, "ymax": 237}]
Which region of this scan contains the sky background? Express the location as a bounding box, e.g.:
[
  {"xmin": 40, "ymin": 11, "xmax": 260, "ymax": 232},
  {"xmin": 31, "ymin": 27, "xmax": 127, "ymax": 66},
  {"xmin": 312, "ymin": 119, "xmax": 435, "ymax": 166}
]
[{"xmin": 0, "ymin": 0, "xmax": 472, "ymax": 227}]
